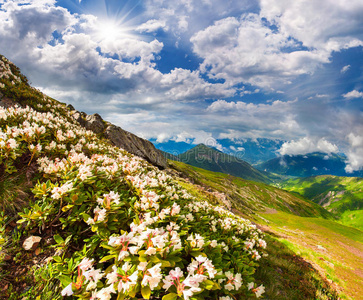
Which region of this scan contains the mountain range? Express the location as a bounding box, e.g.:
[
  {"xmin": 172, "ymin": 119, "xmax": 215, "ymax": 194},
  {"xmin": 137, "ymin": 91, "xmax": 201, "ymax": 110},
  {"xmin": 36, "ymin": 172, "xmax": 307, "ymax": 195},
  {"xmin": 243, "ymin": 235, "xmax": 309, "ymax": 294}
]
[
  {"xmin": 256, "ymin": 152, "xmax": 363, "ymax": 177},
  {"xmin": 153, "ymin": 138, "xmax": 284, "ymax": 165}
]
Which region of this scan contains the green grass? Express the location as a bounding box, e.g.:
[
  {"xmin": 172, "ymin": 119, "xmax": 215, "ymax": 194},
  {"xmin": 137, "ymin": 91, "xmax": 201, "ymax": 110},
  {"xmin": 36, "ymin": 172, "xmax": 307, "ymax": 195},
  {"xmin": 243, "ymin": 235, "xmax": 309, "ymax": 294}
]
[
  {"xmin": 259, "ymin": 211, "xmax": 363, "ymax": 300},
  {"xmin": 339, "ymin": 210, "xmax": 363, "ymax": 231},
  {"xmin": 170, "ymin": 160, "xmax": 333, "ymax": 219},
  {"xmin": 279, "ymin": 175, "xmax": 363, "ymax": 230},
  {"xmin": 254, "ymin": 235, "xmax": 338, "ymax": 300}
]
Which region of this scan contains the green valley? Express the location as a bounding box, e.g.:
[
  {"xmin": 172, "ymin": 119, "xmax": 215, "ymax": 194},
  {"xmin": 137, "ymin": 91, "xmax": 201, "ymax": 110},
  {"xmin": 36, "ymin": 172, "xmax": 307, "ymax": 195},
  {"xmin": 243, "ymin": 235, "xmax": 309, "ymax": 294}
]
[
  {"xmin": 279, "ymin": 175, "xmax": 363, "ymax": 230},
  {"xmin": 167, "ymin": 160, "xmax": 363, "ymax": 299}
]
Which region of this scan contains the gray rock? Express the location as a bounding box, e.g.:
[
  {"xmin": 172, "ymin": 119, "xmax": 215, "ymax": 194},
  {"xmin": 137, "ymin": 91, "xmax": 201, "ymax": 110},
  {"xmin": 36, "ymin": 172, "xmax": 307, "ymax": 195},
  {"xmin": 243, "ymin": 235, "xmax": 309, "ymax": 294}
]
[
  {"xmin": 23, "ymin": 236, "xmax": 41, "ymax": 251},
  {"xmin": 71, "ymin": 111, "xmax": 87, "ymax": 127},
  {"xmin": 85, "ymin": 113, "xmax": 105, "ymax": 134},
  {"xmin": 71, "ymin": 110, "xmax": 167, "ymax": 169},
  {"xmin": 105, "ymin": 124, "xmax": 168, "ymax": 169}
]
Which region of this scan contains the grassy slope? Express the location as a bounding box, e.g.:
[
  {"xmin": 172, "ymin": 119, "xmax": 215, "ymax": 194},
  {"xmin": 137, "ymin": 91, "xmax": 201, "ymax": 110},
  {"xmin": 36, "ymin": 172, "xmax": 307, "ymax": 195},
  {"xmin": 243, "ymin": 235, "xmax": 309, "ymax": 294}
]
[
  {"xmin": 2, "ymin": 56, "xmax": 271, "ymax": 300},
  {"xmin": 279, "ymin": 175, "xmax": 363, "ymax": 230},
  {"xmin": 258, "ymin": 212, "xmax": 363, "ymax": 300},
  {"xmin": 169, "ymin": 160, "xmax": 332, "ymax": 219},
  {"xmin": 169, "ymin": 160, "xmax": 363, "ymax": 299}
]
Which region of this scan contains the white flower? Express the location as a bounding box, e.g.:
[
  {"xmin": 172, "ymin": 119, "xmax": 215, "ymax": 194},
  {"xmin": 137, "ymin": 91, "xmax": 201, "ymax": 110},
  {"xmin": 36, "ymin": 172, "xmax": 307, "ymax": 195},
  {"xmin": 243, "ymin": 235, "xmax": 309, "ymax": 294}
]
[
  {"xmin": 210, "ymin": 240, "xmax": 218, "ymax": 247},
  {"xmin": 78, "ymin": 257, "xmax": 94, "ymax": 272},
  {"xmin": 142, "ymin": 263, "xmax": 162, "ymax": 290},
  {"xmin": 61, "ymin": 283, "xmax": 73, "ymax": 296},
  {"xmin": 255, "ymin": 284, "xmax": 265, "ymax": 298}
]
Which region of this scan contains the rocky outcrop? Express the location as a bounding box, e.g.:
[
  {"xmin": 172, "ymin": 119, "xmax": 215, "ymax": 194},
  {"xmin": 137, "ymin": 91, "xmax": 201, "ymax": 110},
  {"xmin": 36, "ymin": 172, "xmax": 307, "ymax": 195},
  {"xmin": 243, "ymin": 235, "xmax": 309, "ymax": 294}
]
[
  {"xmin": 104, "ymin": 124, "xmax": 168, "ymax": 169},
  {"xmin": 70, "ymin": 110, "xmax": 168, "ymax": 169},
  {"xmin": 84, "ymin": 113, "xmax": 105, "ymax": 134}
]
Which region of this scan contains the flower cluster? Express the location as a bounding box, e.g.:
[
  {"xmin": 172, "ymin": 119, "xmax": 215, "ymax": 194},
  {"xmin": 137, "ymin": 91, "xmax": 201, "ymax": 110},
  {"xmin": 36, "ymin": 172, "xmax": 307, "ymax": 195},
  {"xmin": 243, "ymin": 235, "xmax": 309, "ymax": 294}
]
[{"xmin": 1, "ymin": 96, "xmax": 266, "ymax": 299}]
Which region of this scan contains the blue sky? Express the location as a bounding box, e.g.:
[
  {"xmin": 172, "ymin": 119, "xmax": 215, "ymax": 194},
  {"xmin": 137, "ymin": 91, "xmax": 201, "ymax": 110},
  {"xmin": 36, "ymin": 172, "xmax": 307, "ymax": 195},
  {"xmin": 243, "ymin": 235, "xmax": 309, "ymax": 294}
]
[{"xmin": 0, "ymin": 0, "xmax": 363, "ymax": 171}]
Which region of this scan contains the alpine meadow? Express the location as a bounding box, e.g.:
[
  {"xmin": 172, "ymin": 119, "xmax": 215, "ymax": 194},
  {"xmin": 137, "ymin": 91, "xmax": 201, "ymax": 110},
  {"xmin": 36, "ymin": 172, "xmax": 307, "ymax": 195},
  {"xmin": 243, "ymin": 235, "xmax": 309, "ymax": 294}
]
[{"xmin": 1, "ymin": 1, "xmax": 363, "ymax": 300}]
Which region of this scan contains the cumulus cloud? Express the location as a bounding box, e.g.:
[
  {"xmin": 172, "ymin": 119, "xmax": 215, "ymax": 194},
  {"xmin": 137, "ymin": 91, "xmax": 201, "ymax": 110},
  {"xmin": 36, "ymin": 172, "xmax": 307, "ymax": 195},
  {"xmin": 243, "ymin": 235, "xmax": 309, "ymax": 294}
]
[
  {"xmin": 278, "ymin": 137, "xmax": 338, "ymax": 156},
  {"xmin": 345, "ymin": 133, "xmax": 363, "ymax": 172},
  {"xmin": 191, "ymin": 14, "xmax": 330, "ymax": 88},
  {"xmin": 189, "ymin": 0, "xmax": 363, "ymax": 89},
  {"xmin": 259, "ymin": 0, "xmax": 363, "ymax": 52},
  {"xmin": 342, "ymin": 90, "xmax": 363, "ymax": 99},
  {"xmin": 143, "ymin": 0, "xmax": 256, "ymax": 40},
  {"xmin": 0, "ymin": 1, "xmax": 235, "ymax": 105}
]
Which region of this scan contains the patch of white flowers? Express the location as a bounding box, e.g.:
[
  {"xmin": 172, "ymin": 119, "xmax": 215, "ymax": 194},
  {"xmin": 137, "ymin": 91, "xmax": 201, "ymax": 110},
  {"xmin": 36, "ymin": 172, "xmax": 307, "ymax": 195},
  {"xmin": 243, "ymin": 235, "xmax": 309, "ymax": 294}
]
[{"xmin": 0, "ymin": 100, "xmax": 266, "ymax": 299}]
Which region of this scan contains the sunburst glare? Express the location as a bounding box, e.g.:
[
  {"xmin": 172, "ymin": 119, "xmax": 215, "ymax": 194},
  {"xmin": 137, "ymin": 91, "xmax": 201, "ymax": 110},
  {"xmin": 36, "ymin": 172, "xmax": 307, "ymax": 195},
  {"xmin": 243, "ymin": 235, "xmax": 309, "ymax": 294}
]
[{"xmin": 93, "ymin": 18, "xmax": 137, "ymax": 42}]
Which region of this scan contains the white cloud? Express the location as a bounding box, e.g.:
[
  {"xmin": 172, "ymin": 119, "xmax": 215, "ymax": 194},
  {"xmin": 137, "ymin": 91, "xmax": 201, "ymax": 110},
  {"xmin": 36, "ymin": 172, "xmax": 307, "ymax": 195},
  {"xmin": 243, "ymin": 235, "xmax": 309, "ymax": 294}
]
[
  {"xmin": 278, "ymin": 137, "xmax": 338, "ymax": 156},
  {"xmin": 342, "ymin": 90, "xmax": 363, "ymax": 99},
  {"xmin": 259, "ymin": 0, "xmax": 363, "ymax": 52},
  {"xmin": 136, "ymin": 19, "xmax": 168, "ymax": 33},
  {"xmin": 341, "ymin": 65, "xmax": 351, "ymax": 73},
  {"xmin": 191, "ymin": 14, "xmax": 330, "ymax": 88},
  {"xmin": 0, "ymin": 1, "xmax": 235, "ymax": 105},
  {"xmin": 189, "ymin": 0, "xmax": 363, "ymax": 89},
  {"xmin": 345, "ymin": 133, "xmax": 363, "ymax": 172},
  {"xmin": 160, "ymin": 68, "xmax": 234, "ymax": 100},
  {"xmin": 205, "ymin": 99, "xmax": 304, "ymax": 141},
  {"xmin": 143, "ymin": 0, "xmax": 256, "ymax": 40}
]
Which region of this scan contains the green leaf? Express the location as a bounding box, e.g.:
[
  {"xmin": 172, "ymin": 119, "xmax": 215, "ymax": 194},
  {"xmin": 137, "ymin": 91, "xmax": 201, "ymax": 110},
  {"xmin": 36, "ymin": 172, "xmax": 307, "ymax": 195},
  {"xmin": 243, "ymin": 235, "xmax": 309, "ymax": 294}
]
[
  {"xmin": 58, "ymin": 275, "xmax": 72, "ymax": 287},
  {"xmin": 99, "ymin": 255, "xmax": 116, "ymax": 263},
  {"xmin": 141, "ymin": 285, "xmax": 151, "ymax": 299},
  {"xmin": 116, "ymin": 293, "xmax": 126, "ymax": 300},
  {"xmin": 149, "ymin": 256, "xmax": 160, "ymax": 263},
  {"xmin": 160, "ymin": 260, "xmax": 172, "ymax": 267},
  {"xmin": 53, "ymin": 256, "xmax": 62, "ymax": 263},
  {"xmin": 53, "ymin": 234, "xmax": 64, "ymax": 244},
  {"xmin": 204, "ymin": 279, "xmax": 214, "ymax": 290},
  {"xmin": 62, "ymin": 204, "xmax": 74, "ymax": 212},
  {"xmin": 162, "ymin": 293, "xmax": 178, "ymax": 300}
]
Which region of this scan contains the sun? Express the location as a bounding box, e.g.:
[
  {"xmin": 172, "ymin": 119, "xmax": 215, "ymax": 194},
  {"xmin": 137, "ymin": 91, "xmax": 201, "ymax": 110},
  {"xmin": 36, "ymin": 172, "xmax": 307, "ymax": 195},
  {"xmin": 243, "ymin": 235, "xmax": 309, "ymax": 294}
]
[{"xmin": 93, "ymin": 19, "xmax": 136, "ymax": 42}]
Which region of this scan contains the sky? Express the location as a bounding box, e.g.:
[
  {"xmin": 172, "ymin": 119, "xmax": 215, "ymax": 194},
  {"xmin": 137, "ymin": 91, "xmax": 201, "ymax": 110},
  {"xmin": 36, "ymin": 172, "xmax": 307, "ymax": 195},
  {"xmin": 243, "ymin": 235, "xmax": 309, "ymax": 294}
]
[{"xmin": 0, "ymin": 0, "xmax": 363, "ymax": 172}]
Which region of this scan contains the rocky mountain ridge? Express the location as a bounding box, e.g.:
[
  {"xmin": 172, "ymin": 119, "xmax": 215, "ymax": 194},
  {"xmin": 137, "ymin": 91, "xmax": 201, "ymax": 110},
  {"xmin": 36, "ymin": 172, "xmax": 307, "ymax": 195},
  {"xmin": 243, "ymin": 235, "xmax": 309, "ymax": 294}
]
[
  {"xmin": 68, "ymin": 108, "xmax": 167, "ymax": 169},
  {"xmin": 0, "ymin": 54, "xmax": 167, "ymax": 169}
]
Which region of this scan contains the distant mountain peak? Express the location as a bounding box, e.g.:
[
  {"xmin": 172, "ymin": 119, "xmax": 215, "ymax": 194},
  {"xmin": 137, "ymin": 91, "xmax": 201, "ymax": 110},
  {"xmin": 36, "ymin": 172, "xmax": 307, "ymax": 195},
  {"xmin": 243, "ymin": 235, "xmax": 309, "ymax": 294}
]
[{"xmin": 169, "ymin": 144, "xmax": 272, "ymax": 183}]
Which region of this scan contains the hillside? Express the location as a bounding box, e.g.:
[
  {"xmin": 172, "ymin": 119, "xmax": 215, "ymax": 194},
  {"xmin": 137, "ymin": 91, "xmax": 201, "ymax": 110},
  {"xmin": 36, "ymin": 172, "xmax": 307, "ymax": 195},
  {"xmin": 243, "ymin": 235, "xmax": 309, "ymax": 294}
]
[
  {"xmin": 168, "ymin": 161, "xmax": 363, "ymax": 300},
  {"xmin": 170, "ymin": 144, "xmax": 272, "ymax": 184},
  {"xmin": 279, "ymin": 175, "xmax": 363, "ymax": 230},
  {"xmin": 256, "ymin": 152, "xmax": 363, "ymax": 178},
  {"xmin": 168, "ymin": 161, "xmax": 331, "ymax": 219},
  {"xmin": 1, "ymin": 54, "xmax": 361, "ymax": 300},
  {"xmin": 0, "ymin": 54, "xmax": 270, "ymax": 299}
]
